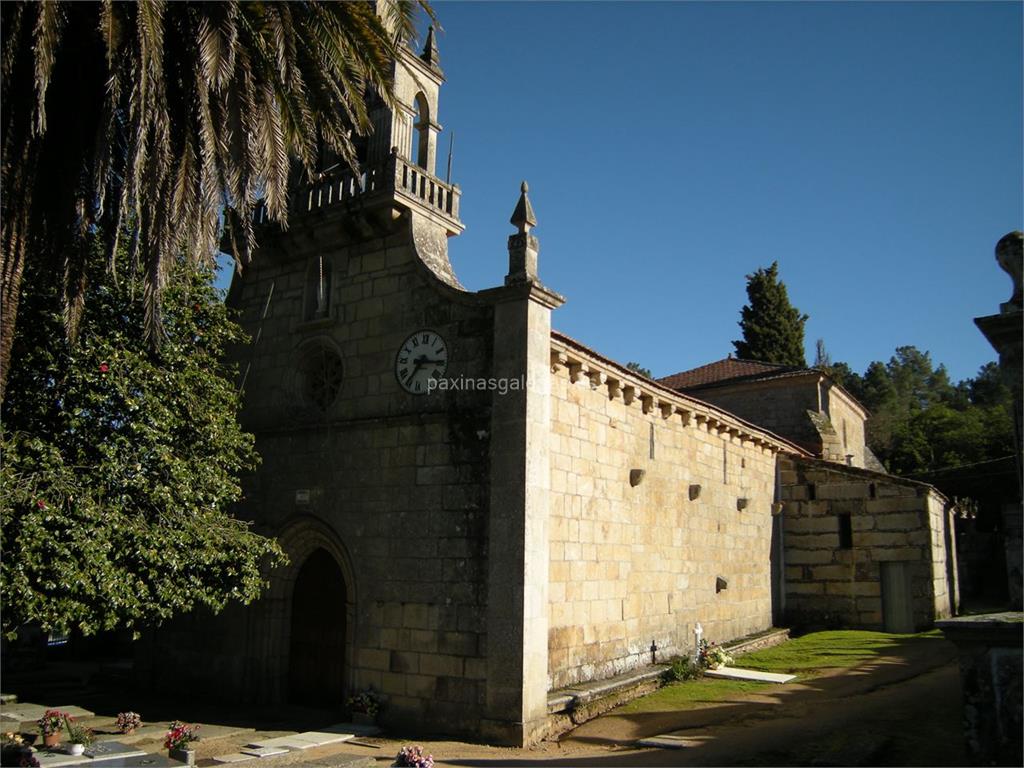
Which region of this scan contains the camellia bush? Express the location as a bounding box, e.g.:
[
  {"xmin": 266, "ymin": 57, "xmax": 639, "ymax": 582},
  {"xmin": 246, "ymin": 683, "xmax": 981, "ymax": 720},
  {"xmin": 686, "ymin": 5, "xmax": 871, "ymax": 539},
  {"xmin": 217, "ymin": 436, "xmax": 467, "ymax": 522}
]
[{"xmin": 1, "ymin": 253, "xmax": 285, "ymax": 639}]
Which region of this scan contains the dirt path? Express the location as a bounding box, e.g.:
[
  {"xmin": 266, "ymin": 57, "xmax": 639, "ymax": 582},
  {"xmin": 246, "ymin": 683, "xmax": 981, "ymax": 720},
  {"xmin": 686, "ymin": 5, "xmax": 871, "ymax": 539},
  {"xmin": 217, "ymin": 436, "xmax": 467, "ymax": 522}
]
[{"xmin": 383, "ymin": 635, "xmax": 965, "ymax": 767}]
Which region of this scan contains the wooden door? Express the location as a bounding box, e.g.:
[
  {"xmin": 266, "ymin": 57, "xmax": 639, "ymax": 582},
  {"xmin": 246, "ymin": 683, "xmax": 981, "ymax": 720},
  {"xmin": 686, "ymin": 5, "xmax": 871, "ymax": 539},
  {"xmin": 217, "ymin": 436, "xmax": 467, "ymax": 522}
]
[
  {"xmin": 288, "ymin": 548, "xmax": 347, "ymax": 705},
  {"xmin": 881, "ymin": 561, "xmax": 915, "ymax": 633}
]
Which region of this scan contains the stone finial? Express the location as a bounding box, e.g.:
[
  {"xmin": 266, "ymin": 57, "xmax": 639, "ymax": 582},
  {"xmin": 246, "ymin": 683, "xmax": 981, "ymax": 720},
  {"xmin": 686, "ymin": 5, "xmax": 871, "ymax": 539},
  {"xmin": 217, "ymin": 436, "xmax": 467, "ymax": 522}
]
[
  {"xmin": 421, "ymin": 25, "xmax": 441, "ymax": 71},
  {"xmin": 506, "ymin": 181, "xmax": 540, "ymax": 285},
  {"xmin": 510, "ymin": 181, "xmax": 537, "ymax": 234},
  {"xmin": 995, "ymin": 230, "xmax": 1023, "ymax": 314}
]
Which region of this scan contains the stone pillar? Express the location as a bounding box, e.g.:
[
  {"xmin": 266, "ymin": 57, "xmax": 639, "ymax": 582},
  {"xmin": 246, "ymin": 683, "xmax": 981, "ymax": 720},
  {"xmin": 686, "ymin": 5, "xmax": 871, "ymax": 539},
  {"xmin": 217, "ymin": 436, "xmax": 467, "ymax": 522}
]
[
  {"xmin": 482, "ymin": 183, "xmax": 564, "ymax": 745},
  {"xmin": 974, "ymin": 231, "xmax": 1023, "ymax": 609},
  {"xmin": 937, "ymin": 614, "xmax": 1023, "ymax": 766}
]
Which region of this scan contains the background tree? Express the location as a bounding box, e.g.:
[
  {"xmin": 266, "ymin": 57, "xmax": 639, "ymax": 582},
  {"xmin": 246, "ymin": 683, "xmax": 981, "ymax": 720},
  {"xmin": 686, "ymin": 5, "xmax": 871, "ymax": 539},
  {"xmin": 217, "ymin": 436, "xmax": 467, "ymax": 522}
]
[
  {"xmin": 839, "ymin": 347, "xmax": 1014, "ymax": 475},
  {"xmin": 0, "ymin": 0, "xmax": 429, "ymax": 400},
  {"xmin": 1, "ymin": 245, "xmax": 285, "ymax": 638},
  {"xmin": 733, "ymin": 261, "xmax": 809, "ymax": 366},
  {"xmin": 813, "ymin": 338, "xmax": 832, "ymax": 369},
  {"xmin": 626, "ymin": 361, "xmax": 653, "ymax": 378}
]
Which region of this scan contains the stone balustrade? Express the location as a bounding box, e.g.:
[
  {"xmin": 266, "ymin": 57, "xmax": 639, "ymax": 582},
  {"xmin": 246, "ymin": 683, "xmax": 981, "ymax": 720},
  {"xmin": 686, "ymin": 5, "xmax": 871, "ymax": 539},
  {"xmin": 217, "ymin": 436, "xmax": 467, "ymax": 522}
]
[{"xmin": 252, "ymin": 150, "xmax": 461, "ymax": 229}]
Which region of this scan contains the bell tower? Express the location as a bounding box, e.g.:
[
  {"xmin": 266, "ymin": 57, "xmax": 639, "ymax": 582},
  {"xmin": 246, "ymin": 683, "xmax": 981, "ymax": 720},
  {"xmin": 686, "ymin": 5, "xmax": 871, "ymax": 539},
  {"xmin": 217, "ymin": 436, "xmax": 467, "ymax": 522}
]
[
  {"xmin": 366, "ymin": 25, "xmax": 445, "ymax": 178},
  {"xmin": 251, "ymin": 23, "xmax": 463, "ymax": 247}
]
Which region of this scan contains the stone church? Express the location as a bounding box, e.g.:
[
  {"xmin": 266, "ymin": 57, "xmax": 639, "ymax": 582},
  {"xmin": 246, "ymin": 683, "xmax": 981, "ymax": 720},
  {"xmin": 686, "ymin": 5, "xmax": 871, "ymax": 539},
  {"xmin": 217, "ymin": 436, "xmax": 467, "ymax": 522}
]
[{"xmin": 143, "ymin": 26, "xmax": 958, "ymax": 746}]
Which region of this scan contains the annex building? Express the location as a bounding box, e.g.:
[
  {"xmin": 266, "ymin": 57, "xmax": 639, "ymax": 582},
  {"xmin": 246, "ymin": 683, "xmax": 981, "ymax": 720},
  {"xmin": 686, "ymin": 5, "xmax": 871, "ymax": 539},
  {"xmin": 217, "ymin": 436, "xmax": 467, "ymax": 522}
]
[{"xmin": 143, "ymin": 28, "xmax": 958, "ymax": 745}]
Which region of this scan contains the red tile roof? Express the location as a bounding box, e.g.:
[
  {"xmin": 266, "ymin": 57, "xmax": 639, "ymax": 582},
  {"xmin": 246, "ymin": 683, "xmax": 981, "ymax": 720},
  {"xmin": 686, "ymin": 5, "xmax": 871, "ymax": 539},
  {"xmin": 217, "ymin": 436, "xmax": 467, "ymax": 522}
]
[{"xmin": 658, "ymin": 357, "xmax": 809, "ymax": 391}]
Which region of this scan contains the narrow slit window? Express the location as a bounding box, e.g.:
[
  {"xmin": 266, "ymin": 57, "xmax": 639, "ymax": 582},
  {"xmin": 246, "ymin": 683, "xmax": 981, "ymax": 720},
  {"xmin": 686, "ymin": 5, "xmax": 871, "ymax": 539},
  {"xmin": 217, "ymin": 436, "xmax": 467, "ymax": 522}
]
[{"xmin": 838, "ymin": 513, "xmax": 853, "ymax": 549}]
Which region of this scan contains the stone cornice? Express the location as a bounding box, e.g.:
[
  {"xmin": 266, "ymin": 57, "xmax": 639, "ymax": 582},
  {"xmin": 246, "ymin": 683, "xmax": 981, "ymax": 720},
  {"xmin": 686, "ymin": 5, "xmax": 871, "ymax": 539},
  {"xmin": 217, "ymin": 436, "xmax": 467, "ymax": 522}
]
[
  {"xmin": 479, "ymin": 280, "xmax": 566, "ymax": 310},
  {"xmin": 398, "ymin": 45, "xmax": 444, "ymax": 85},
  {"xmin": 550, "ymin": 331, "xmax": 809, "ymax": 456}
]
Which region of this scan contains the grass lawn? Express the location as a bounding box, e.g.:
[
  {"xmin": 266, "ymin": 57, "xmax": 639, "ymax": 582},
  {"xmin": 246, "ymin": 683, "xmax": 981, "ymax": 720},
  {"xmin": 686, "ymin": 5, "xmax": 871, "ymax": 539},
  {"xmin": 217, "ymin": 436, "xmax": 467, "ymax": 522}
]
[
  {"xmin": 732, "ymin": 628, "xmax": 943, "ymax": 674},
  {"xmin": 616, "ymin": 629, "xmax": 944, "ymax": 715}
]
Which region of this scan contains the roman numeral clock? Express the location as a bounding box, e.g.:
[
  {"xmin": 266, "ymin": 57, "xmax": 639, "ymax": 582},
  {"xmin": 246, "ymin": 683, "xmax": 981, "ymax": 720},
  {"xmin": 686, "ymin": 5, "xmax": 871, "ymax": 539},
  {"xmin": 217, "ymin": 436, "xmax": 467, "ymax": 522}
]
[{"xmin": 395, "ymin": 329, "xmax": 448, "ymax": 394}]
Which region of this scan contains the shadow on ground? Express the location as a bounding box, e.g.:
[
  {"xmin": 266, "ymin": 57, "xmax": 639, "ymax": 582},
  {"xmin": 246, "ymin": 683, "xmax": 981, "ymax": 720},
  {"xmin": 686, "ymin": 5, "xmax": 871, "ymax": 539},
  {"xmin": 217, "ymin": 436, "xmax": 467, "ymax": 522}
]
[{"xmin": 3, "ymin": 633, "xmax": 967, "ymax": 767}]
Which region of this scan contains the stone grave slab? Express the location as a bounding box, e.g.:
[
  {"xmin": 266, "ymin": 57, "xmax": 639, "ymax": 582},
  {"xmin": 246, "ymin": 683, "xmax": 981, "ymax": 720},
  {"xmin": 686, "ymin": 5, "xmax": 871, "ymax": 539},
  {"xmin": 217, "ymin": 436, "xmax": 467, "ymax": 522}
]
[
  {"xmin": 703, "ymin": 666, "xmax": 796, "ymax": 683},
  {"xmin": 0, "ymin": 703, "xmax": 49, "ymax": 723},
  {"xmin": 293, "ymin": 731, "xmax": 353, "ymax": 747},
  {"xmin": 84, "ymin": 741, "xmax": 148, "ymax": 761},
  {"xmin": 211, "ymin": 754, "xmax": 256, "ymax": 764},
  {"xmin": 637, "ymin": 734, "xmax": 691, "ymax": 749},
  {"xmin": 248, "ymin": 735, "xmax": 316, "ymax": 750},
  {"xmin": 300, "ymin": 757, "xmax": 378, "ymax": 768},
  {"xmin": 51, "ymin": 707, "xmax": 95, "ymax": 719},
  {"xmin": 86, "ymin": 754, "xmax": 177, "ymax": 767},
  {"xmin": 33, "ymin": 751, "xmax": 89, "ymax": 768},
  {"xmin": 96, "ymin": 724, "xmax": 167, "ymax": 744},
  {"xmin": 238, "ymin": 745, "xmax": 289, "ymax": 758},
  {"xmin": 192, "ymin": 724, "xmax": 255, "ymax": 741},
  {"xmin": 320, "ymin": 723, "xmax": 379, "ymax": 738}
]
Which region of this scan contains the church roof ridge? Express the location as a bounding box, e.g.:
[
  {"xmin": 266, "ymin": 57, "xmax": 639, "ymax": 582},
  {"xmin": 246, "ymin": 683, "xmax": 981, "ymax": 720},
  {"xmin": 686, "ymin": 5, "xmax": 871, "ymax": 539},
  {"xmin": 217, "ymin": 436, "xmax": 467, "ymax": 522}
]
[{"xmin": 658, "ymin": 357, "xmax": 810, "ymax": 391}]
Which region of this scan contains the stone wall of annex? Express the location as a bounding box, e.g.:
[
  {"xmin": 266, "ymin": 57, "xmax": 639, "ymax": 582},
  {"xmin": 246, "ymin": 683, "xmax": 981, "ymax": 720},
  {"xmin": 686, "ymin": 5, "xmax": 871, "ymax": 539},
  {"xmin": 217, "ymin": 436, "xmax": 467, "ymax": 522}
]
[
  {"xmin": 778, "ymin": 456, "xmax": 956, "ymax": 631},
  {"xmin": 821, "ymin": 386, "xmax": 868, "ymax": 467},
  {"xmin": 546, "ymin": 337, "xmax": 786, "ymax": 689},
  {"xmin": 689, "ymin": 376, "xmax": 822, "ymax": 456}
]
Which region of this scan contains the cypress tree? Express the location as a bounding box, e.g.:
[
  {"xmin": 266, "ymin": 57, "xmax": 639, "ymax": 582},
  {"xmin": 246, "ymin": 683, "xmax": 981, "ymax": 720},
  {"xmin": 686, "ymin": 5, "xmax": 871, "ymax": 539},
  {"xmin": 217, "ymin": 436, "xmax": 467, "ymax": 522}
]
[{"xmin": 732, "ymin": 261, "xmax": 808, "ymax": 366}]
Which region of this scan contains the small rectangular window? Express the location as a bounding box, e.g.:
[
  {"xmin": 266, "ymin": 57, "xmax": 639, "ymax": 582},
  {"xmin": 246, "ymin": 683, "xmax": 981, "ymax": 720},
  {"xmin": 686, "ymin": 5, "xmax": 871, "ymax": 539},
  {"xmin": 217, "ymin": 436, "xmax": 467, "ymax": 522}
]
[{"xmin": 838, "ymin": 514, "xmax": 853, "ymax": 549}]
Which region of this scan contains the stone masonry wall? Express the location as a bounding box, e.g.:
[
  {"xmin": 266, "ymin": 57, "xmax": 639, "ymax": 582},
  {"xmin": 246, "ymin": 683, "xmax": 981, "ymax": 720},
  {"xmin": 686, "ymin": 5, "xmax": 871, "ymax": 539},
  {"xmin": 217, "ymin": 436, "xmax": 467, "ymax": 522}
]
[
  {"xmin": 688, "ymin": 376, "xmax": 822, "ymax": 455},
  {"xmin": 149, "ymin": 213, "xmax": 498, "ymax": 738},
  {"xmin": 547, "ymin": 337, "xmax": 789, "ymax": 689},
  {"xmin": 822, "ymin": 386, "xmax": 868, "ymax": 468},
  {"xmin": 779, "ymin": 456, "xmax": 955, "ymax": 630}
]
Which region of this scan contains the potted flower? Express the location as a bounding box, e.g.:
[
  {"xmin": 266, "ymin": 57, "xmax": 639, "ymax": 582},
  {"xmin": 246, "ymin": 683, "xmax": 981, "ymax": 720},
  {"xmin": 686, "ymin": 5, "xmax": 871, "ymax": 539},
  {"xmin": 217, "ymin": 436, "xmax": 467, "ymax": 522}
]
[
  {"xmin": 394, "ymin": 744, "xmax": 433, "ymax": 768},
  {"xmin": 36, "ymin": 710, "xmax": 65, "ymax": 748},
  {"xmin": 115, "ymin": 712, "xmax": 142, "ymax": 736},
  {"xmin": 346, "ymin": 689, "xmax": 381, "ymax": 725},
  {"xmin": 62, "ymin": 716, "xmax": 94, "ymax": 756},
  {"xmin": 164, "ymin": 721, "xmax": 199, "ymax": 765}
]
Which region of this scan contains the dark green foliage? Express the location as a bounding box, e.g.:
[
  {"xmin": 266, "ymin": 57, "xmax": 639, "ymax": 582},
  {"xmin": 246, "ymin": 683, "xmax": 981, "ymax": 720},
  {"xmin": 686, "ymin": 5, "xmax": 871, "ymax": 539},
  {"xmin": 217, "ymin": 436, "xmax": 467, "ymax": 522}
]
[
  {"xmin": 662, "ymin": 655, "xmax": 702, "ymax": 683},
  {"xmin": 831, "ymin": 347, "xmax": 1014, "ymax": 475},
  {"xmin": 0, "ymin": 0, "xmax": 431, "ymax": 400},
  {"xmin": 1, "ymin": 251, "xmax": 286, "ymax": 639},
  {"xmin": 813, "ymin": 339, "xmax": 832, "ymax": 369},
  {"xmin": 826, "ymin": 361, "xmax": 864, "ymax": 401},
  {"xmin": 733, "ymin": 262, "xmax": 808, "ymax": 367},
  {"xmin": 626, "ymin": 361, "xmax": 653, "ymax": 379}
]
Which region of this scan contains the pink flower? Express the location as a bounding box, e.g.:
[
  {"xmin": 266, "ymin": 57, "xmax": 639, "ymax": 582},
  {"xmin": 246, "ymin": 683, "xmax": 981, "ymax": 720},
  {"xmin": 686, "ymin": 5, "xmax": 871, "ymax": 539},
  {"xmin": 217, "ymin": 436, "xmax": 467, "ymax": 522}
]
[
  {"xmin": 99, "ymin": 363, "xmax": 109, "ymax": 373},
  {"xmin": 36, "ymin": 500, "xmax": 46, "ymax": 509}
]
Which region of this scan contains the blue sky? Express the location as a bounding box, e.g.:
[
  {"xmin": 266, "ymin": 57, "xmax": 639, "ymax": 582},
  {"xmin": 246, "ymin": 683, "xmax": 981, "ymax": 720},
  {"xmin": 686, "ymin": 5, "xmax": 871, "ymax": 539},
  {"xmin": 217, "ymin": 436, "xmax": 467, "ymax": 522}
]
[
  {"xmin": 222, "ymin": 1, "xmax": 1022, "ymax": 384},
  {"xmin": 431, "ymin": 0, "xmax": 1023, "ymax": 383}
]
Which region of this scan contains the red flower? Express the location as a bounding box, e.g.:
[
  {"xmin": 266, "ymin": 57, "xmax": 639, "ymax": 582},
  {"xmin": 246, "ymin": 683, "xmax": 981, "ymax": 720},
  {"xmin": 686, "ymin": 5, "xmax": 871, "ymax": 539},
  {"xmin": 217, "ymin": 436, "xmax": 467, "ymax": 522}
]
[
  {"xmin": 99, "ymin": 363, "xmax": 109, "ymax": 373},
  {"xmin": 36, "ymin": 500, "xmax": 46, "ymax": 510}
]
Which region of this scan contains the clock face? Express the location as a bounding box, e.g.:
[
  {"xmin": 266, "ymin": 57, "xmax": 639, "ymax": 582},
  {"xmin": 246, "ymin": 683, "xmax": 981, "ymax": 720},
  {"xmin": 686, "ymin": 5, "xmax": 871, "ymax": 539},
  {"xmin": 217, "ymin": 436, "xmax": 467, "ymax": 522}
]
[{"xmin": 395, "ymin": 329, "xmax": 448, "ymax": 394}]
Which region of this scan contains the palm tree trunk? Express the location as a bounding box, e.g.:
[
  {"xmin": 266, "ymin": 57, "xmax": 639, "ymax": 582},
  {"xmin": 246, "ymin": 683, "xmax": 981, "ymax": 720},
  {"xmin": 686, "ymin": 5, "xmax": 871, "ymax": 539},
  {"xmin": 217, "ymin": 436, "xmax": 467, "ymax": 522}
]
[{"xmin": 0, "ymin": 246, "xmax": 24, "ymax": 402}]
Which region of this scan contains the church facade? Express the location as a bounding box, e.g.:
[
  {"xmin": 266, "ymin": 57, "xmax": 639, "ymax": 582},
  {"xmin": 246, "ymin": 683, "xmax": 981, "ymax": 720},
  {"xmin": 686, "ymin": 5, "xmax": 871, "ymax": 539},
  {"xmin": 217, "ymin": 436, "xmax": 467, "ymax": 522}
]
[{"xmin": 141, "ymin": 30, "xmax": 958, "ymax": 746}]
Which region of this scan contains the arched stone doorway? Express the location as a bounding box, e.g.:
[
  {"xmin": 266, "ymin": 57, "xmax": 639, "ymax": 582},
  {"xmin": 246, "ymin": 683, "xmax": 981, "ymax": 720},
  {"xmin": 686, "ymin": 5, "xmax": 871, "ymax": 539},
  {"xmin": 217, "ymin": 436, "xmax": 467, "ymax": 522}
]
[
  {"xmin": 260, "ymin": 516, "xmax": 355, "ymax": 707},
  {"xmin": 288, "ymin": 548, "xmax": 347, "ymax": 705}
]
